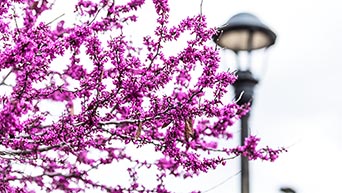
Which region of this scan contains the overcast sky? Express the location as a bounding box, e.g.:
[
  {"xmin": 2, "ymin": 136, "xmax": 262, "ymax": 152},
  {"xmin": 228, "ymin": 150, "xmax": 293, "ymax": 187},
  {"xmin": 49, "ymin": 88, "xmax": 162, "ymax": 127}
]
[
  {"xmin": 201, "ymin": 1, "xmax": 342, "ymax": 193},
  {"xmin": 41, "ymin": 0, "xmax": 342, "ymax": 193},
  {"xmin": 165, "ymin": 1, "xmax": 342, "ymax": 193}
]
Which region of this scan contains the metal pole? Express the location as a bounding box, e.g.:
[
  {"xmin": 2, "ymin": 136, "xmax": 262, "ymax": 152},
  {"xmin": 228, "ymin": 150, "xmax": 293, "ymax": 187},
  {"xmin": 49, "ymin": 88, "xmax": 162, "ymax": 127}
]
[
  {"xmin": 233, "ymin": 70, "xmax": 258, "ymax": 193},
  {"xmin": 241, "ymin": 113, "xmax": 250, "ymax": 193}
]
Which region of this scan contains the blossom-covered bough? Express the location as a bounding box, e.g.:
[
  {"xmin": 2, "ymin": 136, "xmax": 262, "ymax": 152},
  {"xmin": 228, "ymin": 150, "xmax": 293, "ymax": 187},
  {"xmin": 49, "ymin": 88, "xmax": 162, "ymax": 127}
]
[{"xmin": 0, "ymin": 0, "xmax": 285, "ymax": 192}]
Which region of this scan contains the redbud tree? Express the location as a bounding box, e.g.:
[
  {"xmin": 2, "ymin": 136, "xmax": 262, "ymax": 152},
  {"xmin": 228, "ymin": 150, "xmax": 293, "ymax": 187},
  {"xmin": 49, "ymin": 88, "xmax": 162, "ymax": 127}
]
[{"xmin": 0, "ymin": 0, "xmax": 285, "ymax": 192}]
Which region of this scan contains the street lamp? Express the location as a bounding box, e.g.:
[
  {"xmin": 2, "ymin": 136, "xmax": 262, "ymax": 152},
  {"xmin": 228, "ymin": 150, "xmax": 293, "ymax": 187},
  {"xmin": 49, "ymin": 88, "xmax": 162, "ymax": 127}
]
[{"xmin": 212, "ymin": 12, "xmax": 277, "ymax": 193}]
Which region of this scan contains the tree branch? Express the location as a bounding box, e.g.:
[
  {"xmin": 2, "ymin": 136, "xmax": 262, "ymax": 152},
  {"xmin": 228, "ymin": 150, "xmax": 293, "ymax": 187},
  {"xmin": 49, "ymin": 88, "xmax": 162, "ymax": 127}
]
[{"xmin": 0, "ymin": 143, "xmax": 65, "ymax": 156}]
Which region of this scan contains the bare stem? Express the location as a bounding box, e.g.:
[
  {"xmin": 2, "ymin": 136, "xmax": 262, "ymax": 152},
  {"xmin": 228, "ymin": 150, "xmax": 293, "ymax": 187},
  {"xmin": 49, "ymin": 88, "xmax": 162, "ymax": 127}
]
[
  {"xmin": 0, "ymin": 69, "xmax": 13, "ymax": 86},
  {"xmin": 46, "ymin": 13, "xmax": 65, "ymax": 25},
  {"xmin": 200, "ymin": 0, "xmax": 204, "ymax": 16},
  {"xmin": 0, "ymin": 143, "xmax": 65, "ymax": 156}
]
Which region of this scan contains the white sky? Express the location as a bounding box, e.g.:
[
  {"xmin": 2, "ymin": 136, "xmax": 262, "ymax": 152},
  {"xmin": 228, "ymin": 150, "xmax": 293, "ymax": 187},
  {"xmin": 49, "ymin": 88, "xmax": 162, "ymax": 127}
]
[
  {"xmin": 163, "ymin": 1, "xmax": 342, "ymax": 193},
  {"xmin": 200, "ymin": 1, "xmax": 342, "ymax": 193},
  {"xmin": 24, "ymin": 0, "xmax": 342, "ymax": 193}
]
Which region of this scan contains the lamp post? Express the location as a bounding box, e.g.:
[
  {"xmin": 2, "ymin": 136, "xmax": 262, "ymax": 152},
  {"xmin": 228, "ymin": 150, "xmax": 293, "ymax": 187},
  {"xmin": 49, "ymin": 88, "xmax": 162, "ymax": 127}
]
[{"xmin": 213, "ymin": 13, "xmax": 277, "ymax": 193}]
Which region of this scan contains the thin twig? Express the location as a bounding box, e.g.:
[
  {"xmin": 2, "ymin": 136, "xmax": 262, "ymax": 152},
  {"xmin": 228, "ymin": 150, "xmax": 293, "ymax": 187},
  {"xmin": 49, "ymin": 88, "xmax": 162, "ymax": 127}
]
[
  {"xmin": 200, "ymin": 0, "xmax": 204, "ymax": 16},
  {"xmin": 11, "ymin": 6, "xmax": 19, "ymax": 32},
  {"xmin": 234, "ymin": 91, "xmax": 244, "ymax": 104},
  {"xmin": 102, "ymin": 105, "xmax": 173, "ymax": 126},
  {"xmin": 98, "ymin": 116, "xmax": 158, "ymax": 126},
  {"xmin": 0, "ymin": 143, "xmax": 65, "ymax": 156},
  {"xmin": 49, "ymin": 0, "xmax": 57, "ymax": 9},
  {"xmin": 88, "ymin": 5, "xmax": 105, "ymax": 26},
  {"xmin": 202, "ymin": 170, "xmax": 241, "ymax": 193},
  {"xmin": 0, "ymin": 69, "xmax": 13, "ymax": 86},
  {"xmin": 46, "ymin": 13, "xmax": 65, "ymax": 25}
]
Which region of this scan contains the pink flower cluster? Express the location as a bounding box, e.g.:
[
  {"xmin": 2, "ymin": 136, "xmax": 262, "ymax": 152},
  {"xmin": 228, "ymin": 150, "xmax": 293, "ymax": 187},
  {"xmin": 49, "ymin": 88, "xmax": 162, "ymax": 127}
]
[{"xmin": 0, "ymin": 0, "xmax": 285, "ymax": 192}]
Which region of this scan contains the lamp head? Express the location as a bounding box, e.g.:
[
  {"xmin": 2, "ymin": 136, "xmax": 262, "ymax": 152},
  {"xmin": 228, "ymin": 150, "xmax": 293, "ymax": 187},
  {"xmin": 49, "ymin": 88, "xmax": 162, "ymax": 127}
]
[{"xmin": 213, "ymin": 12, "xmax": 277, "ymax": 52}]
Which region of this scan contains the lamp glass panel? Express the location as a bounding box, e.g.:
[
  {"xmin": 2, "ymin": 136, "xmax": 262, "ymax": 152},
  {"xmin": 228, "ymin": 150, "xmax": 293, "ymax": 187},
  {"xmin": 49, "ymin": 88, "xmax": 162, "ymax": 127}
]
[{"xmin": 218, "ymin": 29, "xmax": 271, "ymax": 51}]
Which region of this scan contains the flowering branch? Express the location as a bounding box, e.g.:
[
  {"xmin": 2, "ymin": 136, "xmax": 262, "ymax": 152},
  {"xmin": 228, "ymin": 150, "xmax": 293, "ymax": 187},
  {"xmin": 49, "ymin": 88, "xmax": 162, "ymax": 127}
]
[{"xmin": 0, "ymin": 0, "xmax": 285, "ymax": 192}]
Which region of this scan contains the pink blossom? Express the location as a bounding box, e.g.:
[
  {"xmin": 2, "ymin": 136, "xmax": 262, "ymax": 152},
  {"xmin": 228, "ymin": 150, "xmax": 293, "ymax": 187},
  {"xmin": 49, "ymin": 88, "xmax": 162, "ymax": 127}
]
[{"xmin": 0, "ymin": 0, "xmax": 284, "ymax": 192}]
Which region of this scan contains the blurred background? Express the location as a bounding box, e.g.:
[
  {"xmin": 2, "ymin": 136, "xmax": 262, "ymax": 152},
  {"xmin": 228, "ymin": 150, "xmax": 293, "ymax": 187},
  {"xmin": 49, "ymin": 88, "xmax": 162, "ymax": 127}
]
[
  {"xmin": 44, "ymin": 0, "xmax": 342, "ymax": 192},
  {"xmin": 167, "ymin": 0, "xmax": 342, "ymax": 193}
]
